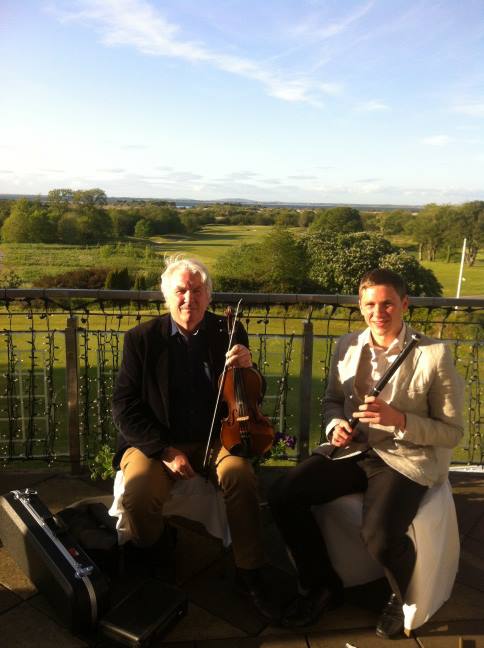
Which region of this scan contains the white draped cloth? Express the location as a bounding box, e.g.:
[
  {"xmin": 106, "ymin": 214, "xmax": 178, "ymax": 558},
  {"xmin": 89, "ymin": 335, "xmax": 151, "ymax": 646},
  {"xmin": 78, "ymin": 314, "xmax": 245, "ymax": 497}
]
[
  {"xmin": 109, "ymin": 471, "xmax": 232, "ymax": 547},
  {"xmin": 312, "ymin": 479, "xmax": 459, "ymax": 631}
]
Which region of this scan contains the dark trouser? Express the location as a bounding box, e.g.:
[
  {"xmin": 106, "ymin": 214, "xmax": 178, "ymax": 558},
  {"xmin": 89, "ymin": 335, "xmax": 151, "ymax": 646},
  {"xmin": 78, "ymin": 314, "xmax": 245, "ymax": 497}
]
[{"xmin": 268, "ymin": 450, "xmax": 428, "ymax": 600}]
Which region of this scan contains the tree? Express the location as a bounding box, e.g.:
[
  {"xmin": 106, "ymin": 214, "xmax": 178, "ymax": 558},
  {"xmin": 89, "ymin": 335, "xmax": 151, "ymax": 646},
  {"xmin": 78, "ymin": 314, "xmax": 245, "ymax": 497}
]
[
  {"xmin": 77, "ymin": 208, "xmax": 113, "ymax": 243},
  {"xmin": 380, "ymin": 251, "xmax": 442, "ymax": 296},
  {"xmin": 380, "ymin": 210, "xmax": 412, "ymax": 236},
  {"xmin": 134, "ymin": 218, "xmax": 153, "ymax": 238},
  {"xmin": 215, "ymin": 227, "xmax": 309, "ymax": 293},
  {"xmin": 136, "ymin": 203, "xmax": 184, "ymax": 235},
  {"xmin": 57, "ymin": 213, "xmax": 81, "ymax": 244},
  {"xmin": 47, "ymin": 188, "xmax": 73, "ymax": 218},
  {"xmin": 72, "ymin": 188, "xmax": 108, "ymax": 208},
  {"xmin": 261, "ymin": 227, "xmax": 309, "ymax": 292},
  {"xmin": 179, "ymin": 212, "xmax": 201, "ymax": 234},
  {"xmin": 273, "ymin": 209, "xmax": 299, "ymax": 227},
  {"xmin": 298, "ymin": 210, "xmax": 315, "ymax": 228},
  {"xmin": 310, "ymin": 207, "xmax": 363, "ymax": 234},
  {"xmin": 458, "ymin": 201, "xmax": 484, "ymax": 266},
  {"xmin": 303, "ymin": 231, "xmax": 441, "ymax": 296},
  {"xmin": 0, "ymin": 199, "xmax": 13, "ymax": 227},
  {"xmin": 413, "ymin": 204, "xmax": 450, "ymax": 261},
  {"xmin": 1, "ymin": 198, "xmax": 56, "ymax": 243},
  {"xmin": 109, "ymin": 208, "xmax": 139, "ymax": 237}
]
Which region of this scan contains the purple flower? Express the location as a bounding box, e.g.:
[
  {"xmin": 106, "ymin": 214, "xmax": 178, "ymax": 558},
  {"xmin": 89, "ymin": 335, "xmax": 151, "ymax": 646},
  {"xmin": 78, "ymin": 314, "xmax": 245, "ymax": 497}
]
[{"xmin": 274, "ymin": 432, "xmax": 297, "ymax": 449}]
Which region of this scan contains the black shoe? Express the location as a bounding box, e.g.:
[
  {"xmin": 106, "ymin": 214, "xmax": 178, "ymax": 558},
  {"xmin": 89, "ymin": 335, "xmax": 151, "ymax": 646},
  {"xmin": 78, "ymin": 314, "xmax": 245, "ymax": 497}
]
[
  {"xmin": 376, "ymin": 593, "xmax": 404, "ymax": 639},
  {"xmin": 236, "ymin": 567, "xmax": 281, "ymax": 622},
  {"xmin": 280, "ymin": 586, "xmax": 344, "ymax": 628},
  {"xmin": 122, "ymin": 524, "xmax": 178, "ymax": 582}
]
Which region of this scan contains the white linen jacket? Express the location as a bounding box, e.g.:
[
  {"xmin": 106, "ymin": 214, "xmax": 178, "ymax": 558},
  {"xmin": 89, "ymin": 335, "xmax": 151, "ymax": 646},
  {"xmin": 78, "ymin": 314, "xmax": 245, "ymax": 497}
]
[{"xmin": 321, "ymin": 326, "xmax": 464, "ymax": 487}]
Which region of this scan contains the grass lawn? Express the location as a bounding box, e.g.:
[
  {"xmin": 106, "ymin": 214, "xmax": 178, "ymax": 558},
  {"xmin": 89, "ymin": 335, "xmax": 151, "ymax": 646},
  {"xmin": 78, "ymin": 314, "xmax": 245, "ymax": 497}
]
[
  {"xmin": 151, "ymin": 224, "xmax": 272, "ymax": 271},
  {"xmin": 422, "ymin": 258, "xmax": 484, "ymax": 297}
]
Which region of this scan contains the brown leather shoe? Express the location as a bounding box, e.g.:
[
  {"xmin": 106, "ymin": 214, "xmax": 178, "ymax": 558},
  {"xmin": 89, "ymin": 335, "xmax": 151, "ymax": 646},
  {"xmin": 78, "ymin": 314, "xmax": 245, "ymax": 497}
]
[
  {"xmin": 236, "ymin": 568, "xmax": 281, "ymax": 622},
  {"xmin": 376, "ymin": 593, "xmax": 404, "ymax": 639}
]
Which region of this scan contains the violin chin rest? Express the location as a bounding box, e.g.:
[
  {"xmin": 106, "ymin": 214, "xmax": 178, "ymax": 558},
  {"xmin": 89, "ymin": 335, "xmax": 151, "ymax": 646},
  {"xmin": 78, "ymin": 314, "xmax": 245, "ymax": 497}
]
[{"xmin": 227, "ymin": 442, "xmax": 252, "ymax": 459}]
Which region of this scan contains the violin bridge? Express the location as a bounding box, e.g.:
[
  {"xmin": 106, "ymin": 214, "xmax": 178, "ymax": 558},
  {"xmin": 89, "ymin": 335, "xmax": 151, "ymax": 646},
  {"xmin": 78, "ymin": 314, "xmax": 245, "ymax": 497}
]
[{"xmin": 236, "ymin": 415, "xmax": 250, "ymax": 422}]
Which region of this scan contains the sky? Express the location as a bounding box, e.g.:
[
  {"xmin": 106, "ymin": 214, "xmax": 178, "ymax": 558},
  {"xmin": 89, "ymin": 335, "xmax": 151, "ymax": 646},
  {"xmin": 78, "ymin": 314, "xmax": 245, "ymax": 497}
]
[{"xmin": 1, "ymin": 0, "xmax": 483, "ymax": 205}]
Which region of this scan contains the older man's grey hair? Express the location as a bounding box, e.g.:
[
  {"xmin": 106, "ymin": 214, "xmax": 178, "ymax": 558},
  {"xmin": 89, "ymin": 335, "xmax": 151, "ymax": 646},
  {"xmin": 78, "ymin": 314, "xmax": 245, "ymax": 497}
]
[{"xmin": 160, "ymin": 255, "xmax": 212, "ymax": 301}]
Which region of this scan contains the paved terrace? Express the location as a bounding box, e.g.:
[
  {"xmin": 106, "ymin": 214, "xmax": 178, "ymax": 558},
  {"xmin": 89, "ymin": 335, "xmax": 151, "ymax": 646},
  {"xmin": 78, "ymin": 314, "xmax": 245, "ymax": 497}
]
[{"xmin": 0, "ymin": 466, "xmax": 483, "ymax": 648}]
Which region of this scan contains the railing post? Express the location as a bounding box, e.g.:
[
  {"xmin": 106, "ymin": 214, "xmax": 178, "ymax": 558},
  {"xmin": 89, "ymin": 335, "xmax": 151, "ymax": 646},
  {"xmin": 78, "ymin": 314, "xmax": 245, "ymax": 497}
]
[
  {"xmin": 65, "ymin": 315, "xmax": 81, "ymax": 474},
  {"xmin": 298, "ymin": 320, "xmax": 313, "ymax": 462}
]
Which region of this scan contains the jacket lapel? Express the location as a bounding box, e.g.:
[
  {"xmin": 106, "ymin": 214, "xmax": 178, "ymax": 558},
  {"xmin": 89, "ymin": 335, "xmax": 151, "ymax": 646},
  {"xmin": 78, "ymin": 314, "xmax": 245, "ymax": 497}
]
[
  {"xmin": 391, "ymin": 326, "xmax": 422, "ymax": 395},
  {"xmin": 155, "ymin": 315, "xmax": 171, "ymax": 418},
  {"xmin": 348, "ymin": 330, "xmax": 368, "ymax": 400}
]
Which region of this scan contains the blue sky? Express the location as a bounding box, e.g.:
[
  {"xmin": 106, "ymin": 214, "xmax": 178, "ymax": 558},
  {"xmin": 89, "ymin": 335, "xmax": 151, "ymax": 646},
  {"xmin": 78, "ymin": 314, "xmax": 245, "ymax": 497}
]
[{"xmin": 1, "ymin": 0, "xmax": 483, "ymax": 205}]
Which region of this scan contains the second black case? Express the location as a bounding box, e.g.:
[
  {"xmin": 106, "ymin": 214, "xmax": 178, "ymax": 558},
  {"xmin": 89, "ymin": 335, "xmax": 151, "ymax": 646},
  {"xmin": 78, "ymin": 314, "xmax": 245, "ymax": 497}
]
[{"xmin": 99, "ymin": 578, "xmax": 188, "ymax": 647}]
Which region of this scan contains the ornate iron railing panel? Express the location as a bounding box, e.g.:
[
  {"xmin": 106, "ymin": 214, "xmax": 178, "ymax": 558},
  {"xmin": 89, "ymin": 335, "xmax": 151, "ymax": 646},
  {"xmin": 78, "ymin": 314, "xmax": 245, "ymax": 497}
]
[{"xmin": 0, "ymin": 290, "xmax": 482, "ymax": 468}]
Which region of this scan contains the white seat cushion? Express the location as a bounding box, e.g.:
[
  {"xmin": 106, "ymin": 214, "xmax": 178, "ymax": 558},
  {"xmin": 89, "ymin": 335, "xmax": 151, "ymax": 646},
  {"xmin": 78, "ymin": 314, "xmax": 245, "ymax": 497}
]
[
  {"xmin": 109, "ymin": 471, "xmax": 231, "ymax": 547},
  {"xmin": 312, "ymin": 480, "xmax": 459, "ymax": 630}
]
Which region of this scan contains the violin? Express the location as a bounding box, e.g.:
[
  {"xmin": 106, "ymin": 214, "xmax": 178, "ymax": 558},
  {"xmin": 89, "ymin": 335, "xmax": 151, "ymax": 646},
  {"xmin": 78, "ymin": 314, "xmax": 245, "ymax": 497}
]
[
  {"xmin": 202, "ymin": 300, "xmax": 274, "ymax": 471},
  {"xmin": 220, "ymin": 363, "xmax": 274, "ymax": 458}
]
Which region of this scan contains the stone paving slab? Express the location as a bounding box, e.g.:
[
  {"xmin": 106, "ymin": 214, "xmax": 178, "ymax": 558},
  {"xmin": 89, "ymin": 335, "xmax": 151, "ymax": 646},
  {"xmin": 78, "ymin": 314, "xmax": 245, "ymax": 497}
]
[
  {"xmin": 183, "ymin": 552, "xmax": 273, "ymax": 636},
  {"xmin": 458, "ymin": 536, "xmax": 484, "ymax": 593},
  {"xmin": 0, "ymin": 546, "xmax": 37, "ymax": 600},
  {"xmin": 0, "ymin": 600, "xmax": 88, "ymax": 648},
  {"xmin": 426, "ymin": 582, "xmax": 484, "ymax": 624},
  {"xmin": 30, "ymin": 475, "xmax": 111, "ymax": 513},
  {"xmin": 198, "ymin": 636, "xmax": 308, "ymax": 647},
  {"xmin": 415, "ymin": 619, "xmax": 484, "ymax": 648},
  {"xmin": 0, "ymin": 582, "xmax": 21, "ymax": 614},
  {"xmin": 171, "ymin": 518, "xmax": 226, "ymax": 587},
  {"xmin": 307, "ymin": 627, "xmax": 420, "ymax": 647},
  {"xmin": 0, "ymin": 470, "xmax": 57, "ymax": 495},
  {"xmin": 449, "ymin": 473, "xmax": 484, "ymax": 538},
  {"xmin": 162, "ymin": 602, "xmax": 246, "ymax": 644},
  {"xmin": 260, "ymin": 578, "xmax": 390, "ymax": 638}
]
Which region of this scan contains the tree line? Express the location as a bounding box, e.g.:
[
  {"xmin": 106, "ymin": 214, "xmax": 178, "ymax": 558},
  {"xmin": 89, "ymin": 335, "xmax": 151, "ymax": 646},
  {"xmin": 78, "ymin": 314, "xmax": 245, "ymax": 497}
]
[
  {"xmin": 0, "ymin": 189, "xmax": 200, "ymax": 244},
  {"xmin": 0, "ymin": 189, "xmax": 482, "ymax": 268},
  {"xmin": 0, "ymin": 188, "xmax": 482, "ymax": 295}
]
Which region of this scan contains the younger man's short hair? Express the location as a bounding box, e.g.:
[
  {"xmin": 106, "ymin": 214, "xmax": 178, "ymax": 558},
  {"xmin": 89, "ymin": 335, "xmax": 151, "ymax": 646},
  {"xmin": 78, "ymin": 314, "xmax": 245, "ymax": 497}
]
[{"xmin": 358, "ymin": 268, "xmax": 407, "ymax": 299}]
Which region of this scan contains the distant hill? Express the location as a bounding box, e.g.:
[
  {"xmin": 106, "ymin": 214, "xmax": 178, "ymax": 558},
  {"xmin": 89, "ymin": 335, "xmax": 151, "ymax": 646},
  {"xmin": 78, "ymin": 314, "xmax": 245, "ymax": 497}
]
[{"xmin": 0, "ymin": 193, "xmax": 422, "ymax": 212}]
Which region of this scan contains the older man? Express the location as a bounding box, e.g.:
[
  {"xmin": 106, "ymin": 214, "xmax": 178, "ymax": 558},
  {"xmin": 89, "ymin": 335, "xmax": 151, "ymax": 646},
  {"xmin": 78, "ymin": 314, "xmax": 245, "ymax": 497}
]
[
  {"xmin": 269, "ymin": 268, "xmax": 464, "ymax": 637},
  {"xmin": 112, "ymin": 256, "xmax": 273, "ymax": 617}
]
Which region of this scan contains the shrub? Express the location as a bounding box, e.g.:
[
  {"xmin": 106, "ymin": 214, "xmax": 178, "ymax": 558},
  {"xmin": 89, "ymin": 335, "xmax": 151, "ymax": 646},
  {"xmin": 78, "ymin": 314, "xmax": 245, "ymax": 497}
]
[
  {"xmin": 132, "ymin": 273, "xmax": 147, "ymax": 290},
  {"xmin": 105, "ymin": 267, "xmax": 131, "ymax": 290},
  {"xmin": 0, "ymin": 269, "xmax": 22, "ymax": 288},
  {"xmin": 33, "ymin": 267, "xmax": 110, "ymax": 288}
]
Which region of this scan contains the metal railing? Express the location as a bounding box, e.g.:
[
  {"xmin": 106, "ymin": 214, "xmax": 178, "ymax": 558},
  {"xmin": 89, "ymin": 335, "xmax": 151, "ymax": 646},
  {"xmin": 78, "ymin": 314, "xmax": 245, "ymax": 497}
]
[{"xmin": 1, "ymin": 289, "xmax": 482, "ymax": 471}]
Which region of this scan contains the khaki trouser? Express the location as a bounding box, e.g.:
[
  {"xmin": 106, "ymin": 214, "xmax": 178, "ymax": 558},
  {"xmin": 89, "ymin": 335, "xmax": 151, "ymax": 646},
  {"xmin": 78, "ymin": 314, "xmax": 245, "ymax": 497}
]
[{"xmin": 120, "ymin": 444, "xmax": 266, "ymax": 570}]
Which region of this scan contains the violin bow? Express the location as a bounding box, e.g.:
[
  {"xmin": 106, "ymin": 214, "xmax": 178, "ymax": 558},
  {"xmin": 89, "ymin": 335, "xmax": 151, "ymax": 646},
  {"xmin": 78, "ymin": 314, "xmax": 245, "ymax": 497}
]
[{"xmin": 202, "ymin": 298, "xmax": 243, "ymax": 474}]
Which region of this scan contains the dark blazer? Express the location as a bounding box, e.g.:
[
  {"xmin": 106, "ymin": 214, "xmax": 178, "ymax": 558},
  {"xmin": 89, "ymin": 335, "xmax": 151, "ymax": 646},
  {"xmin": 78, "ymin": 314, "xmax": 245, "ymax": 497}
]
[{"xmin": 112, "ymin": 311, "xmax": 249, "ymax": 469}]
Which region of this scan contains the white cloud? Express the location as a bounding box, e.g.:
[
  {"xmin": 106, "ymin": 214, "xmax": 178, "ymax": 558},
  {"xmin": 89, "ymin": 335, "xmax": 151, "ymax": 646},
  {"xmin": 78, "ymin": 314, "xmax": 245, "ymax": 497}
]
[
  {"xmin": 452, "ymin": 102, "xmax": 484, "ymax": 117},
  {"xmin": 51, "ymin": 0, "xmax": 336, "ymax": 105},
  {"xmin": 292, "ymin": 1, "xmax": 375, "ymax": 40},
  {"xmin": 421, "ymin": 135, "xmax": 452, "ymax": 146},
  {"xmin": 356, "ymin": 100, "xmax": 389, "ymax": 112}
]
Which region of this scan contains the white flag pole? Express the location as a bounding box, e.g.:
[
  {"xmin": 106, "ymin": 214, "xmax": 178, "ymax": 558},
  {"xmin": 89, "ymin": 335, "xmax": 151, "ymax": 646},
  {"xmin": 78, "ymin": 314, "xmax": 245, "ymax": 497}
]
[{"xmin": 456, "ymin": 238, "xmax": 467, "ymax": 298}]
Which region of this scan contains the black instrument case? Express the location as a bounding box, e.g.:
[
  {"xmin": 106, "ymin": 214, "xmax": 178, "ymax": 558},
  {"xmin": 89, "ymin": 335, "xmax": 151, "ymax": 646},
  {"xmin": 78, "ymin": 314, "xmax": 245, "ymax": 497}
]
[{"xmin": 0, "ymin": 488, "xmax": 110, "ymax": 632}]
